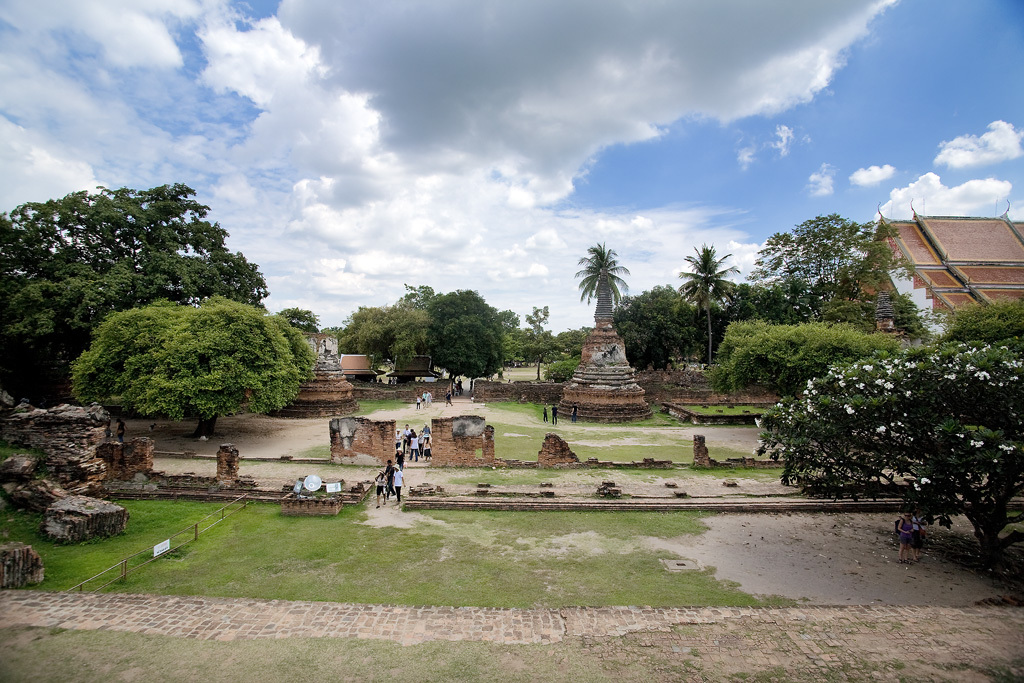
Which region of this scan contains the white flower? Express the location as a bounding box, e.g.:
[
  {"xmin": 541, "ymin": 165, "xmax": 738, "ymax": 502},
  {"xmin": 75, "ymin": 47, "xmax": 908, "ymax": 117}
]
[
  {"xmin": 920, "ymin": 477, "xmax": 931, "ymax": 484},
  {"xmin": 970, "ymin": 440, "xmax": 984, "ymax": 448},
  {"xmin": 998, "ymin": 444, "xmax": 1015, "ymax": 453},
  {"xmin": 846, "ymin": 406, "xmax": 855, "ymax": 415},
  {"xmin": 876, "ymin": 426, "xmax": 887, "ymax": 433},
  {"xmin": 913, "ymin": 483, "xmax": 921, "ymax": 491}
]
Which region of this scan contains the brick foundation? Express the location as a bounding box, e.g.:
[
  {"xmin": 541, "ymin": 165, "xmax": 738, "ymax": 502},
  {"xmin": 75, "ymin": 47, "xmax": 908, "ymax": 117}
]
[
  {"xmin": 96, "ymin": 438, "xmax": 154, "ymax": 480},
  {"xmin": 280, "ymin": 494, "xmax": 342, "ymax": 516},
  {"xmin": 430, "ymin": 416, "xmax": 495, "ymax": 466}
]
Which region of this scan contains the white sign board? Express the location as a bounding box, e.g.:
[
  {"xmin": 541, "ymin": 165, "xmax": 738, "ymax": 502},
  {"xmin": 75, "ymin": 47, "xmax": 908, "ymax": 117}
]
[
  {"xmin": 325, "ymin": 482, "xmax": 342, "ymax": 493},
  {"xmin": 154, "ymin": 539, "xmax": 171, "ymax": 557}
]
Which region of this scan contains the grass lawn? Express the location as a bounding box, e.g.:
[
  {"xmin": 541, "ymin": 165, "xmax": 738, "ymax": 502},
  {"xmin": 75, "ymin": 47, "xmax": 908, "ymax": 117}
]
[
  {"xmin": 2, "ymin": 499, "xmax": 788, "ymax": 608},
  {"xmin": 678, "ymin": 405, "xmax": 766, "ymax": 416}
]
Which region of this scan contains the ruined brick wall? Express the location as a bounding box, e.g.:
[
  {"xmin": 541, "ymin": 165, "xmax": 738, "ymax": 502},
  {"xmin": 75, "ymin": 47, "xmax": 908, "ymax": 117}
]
[
  {"xmin": 330, "ymin": 416, "xmax": 396, "ymax": 465},
  {"xmin": 41, "ymin": 496, "xmax": 128, "ymax": 543},
  {"xmin": 0, "ymin": 404, "xmax": 108, "ymax": 494},
  {"xmin": 472, "ymin": 381, "xmax": 565, "ymax": 404},
  {"xmin": 692, "ymin": 434, "xmax": 711, "ymax": 467},
  {"xmin": 430, "ymin": 416, "xmax": 495, "ymax": 467},
  {"xmin": 691, "ymin": 434, "xmax": 782, "ymax": 469},
  {"xmin": 96, "ymin": 438, "xmax": 154, "ymax": 480},
  {"xmin": 0, "ymin": 542, "xmax": 45, "ymax": 588},
  {"xmin": 280, "ymin": 495, "xmax": 342, "ymax": 516},
  {"xmin": 537, "ymin": 433, "xmax": 580, "ymax": 468},
  {"xmin": 216, "ymin": 443, "xmax": 240, "ymax": 481}
]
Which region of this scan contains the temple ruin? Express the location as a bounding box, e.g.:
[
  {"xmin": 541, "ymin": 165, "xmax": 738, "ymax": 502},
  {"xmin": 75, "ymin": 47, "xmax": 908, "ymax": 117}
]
[
  {"xmin": 559, "ymin": 279, "xmax": 651, "ymax": 422},
  {"xmin": 275, "ymin": 333, "xmax": 359, "ymax": 417}
]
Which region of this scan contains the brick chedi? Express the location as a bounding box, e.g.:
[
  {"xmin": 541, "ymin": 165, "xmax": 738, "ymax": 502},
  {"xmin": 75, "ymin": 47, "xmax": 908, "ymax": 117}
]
[
  {"xmin": 559, "ymin": 283, "xmax": 651, "ymax": 423},
  {"xmin": 275, "ymin": 333, "xmax": 359, "ymax": 418}
]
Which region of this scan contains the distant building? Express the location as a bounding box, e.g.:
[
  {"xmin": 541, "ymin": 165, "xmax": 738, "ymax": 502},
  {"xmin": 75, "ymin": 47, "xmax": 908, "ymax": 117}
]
[
  {"xmin": 885, "ymin": 212, "xmax": 1024, "ymax": 311},
  {"xmin": 386, "ymin": 355, "xmax": 440, "ymax": 383},
  {"xmin": 339, "ymin": 354, "xmax": 382, "ymax": 382}
]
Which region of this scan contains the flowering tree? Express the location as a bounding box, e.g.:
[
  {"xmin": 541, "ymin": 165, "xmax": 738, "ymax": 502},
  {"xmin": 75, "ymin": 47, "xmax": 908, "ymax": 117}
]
[{"xmin": 758, "ymin": 343, "xmax": 1023, "ymax": 569}]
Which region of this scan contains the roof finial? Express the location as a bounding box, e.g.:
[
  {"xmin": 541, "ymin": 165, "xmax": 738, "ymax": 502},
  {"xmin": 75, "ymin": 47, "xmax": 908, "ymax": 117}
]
[
  {"xmin": 1001, "ymin": 200, "xmax": 1011, "ymax": 218},
  {"xmin": 910, "ymin": 198, "xmax": 918, "ymax": 219}
]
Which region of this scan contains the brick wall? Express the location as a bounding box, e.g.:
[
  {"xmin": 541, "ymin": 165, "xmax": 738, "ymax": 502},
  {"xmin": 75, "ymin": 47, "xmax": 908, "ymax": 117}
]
[
  {"xmin": 96, "ymin": 438, "xmax": 154, "ymax": 480},
  {"xmin": 329, "ymin": 416, "xmax": 396, "ymax": 465},
  {"xmin": 430, "ymin": 416, "xmax": 496, "ymax": 466}
]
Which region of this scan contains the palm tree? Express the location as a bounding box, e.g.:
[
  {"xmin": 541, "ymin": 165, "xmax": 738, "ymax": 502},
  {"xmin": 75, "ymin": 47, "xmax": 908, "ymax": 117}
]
[
  {"xmin": 678, "ymin": 244, "xmax": 739, "ymax": 366},
  {"xmin": 575, "ymin": 243, "xmax": 630, "ymax": 316}
]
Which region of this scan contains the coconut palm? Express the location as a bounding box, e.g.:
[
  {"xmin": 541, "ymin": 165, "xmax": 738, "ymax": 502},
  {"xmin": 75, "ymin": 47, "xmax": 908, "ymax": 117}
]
[
  {"xmin": 678, "ymin": 244, "xmax": 739, "ymax": 366},
  {"xmin": 575, "ymin": 243, "xmax": 630, "ymax": 309}
]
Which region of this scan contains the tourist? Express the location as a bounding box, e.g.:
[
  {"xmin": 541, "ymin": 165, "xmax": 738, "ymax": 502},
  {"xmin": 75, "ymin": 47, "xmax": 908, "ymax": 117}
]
[
  {"xmin": 896, "ymin": 512, "xmax": 914, "ymax": 564},
  {"xmin": 409, "ymin": 429, "xmax": 419, "ymax": 461},
  {"xmin": 396, "ymin": 447, "xmax": 405, "ymax": 471},
  {"xmin": 403, "ymin": 424, "xmax": 412, "ymax": 454},
  {"xmin": 422, "ymin": 423, "xmax": 431, "ymax": 438},
  {"xmin": 394, "ymin": 428, "xmax": 402, "ymax": 454},
  {"xmin": 392, "ymin": 466, "xmax": 404, "ymax": 505},
  {"xmin": 383, "ymin": 460, "xmax": 396, "ymax": 502},
  {"xmin": 543, "ymin": 406, "xmax": 548, "ymax": 423},
  {"xmin": 422, "ymin": 434, "xmax": 431, "ymax": 461},
  {"xmin": 416, "ymin": 396, "xmax": 421, "ymax": 410},
  {"xmin": 375, "ymin": 469, "xmax": 388, "ymax": 508},
  {"xmin": 911, "ymin": 508, "xmax": 927, "ymax": 562},
  {"xmin": 551, "ymin": 405, "xmax": 558, "ymax": 425},
  {"xmin": 445, "ymin": 390, "xmax": 452, "ymax": 406},
  {"xmin": 115, "ymin": 418, "xmax": 126, "ymax": 443},
  {"xmin": 571, "ymin": 404, "xmax": 578, "ymax": 423}
]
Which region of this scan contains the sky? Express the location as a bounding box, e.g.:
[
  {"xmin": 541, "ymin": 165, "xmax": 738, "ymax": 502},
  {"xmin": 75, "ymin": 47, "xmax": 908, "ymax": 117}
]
[{"xmin": 2, "ymin": 0, "xmax": 1023, "ymax": 332}]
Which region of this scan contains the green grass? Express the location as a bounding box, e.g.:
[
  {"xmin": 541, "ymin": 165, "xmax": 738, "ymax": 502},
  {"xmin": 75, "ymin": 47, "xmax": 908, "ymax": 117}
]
[
  {"xmin": 3, "ymin": 499, "xmax": 785, "ymax": 608},
  {"xmin": 353, "ymin": 399, "xmax": 409, "ymax": 414},
  {"xmin": 679, "ymin": 405, "xmax": 765, "ymax": 416},
  {"xmin": 295, "ymin": 444, "xmax": 331, "ymax": 459}
]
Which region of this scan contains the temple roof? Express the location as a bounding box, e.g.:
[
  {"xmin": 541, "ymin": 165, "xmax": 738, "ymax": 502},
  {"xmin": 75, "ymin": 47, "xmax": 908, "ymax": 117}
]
[
  {"xmin": 886, "ymin": 214, "xmax": 1024, "ymax": 310},
  {"xmin": 339, "ymin": 354, "xmax": 381, "ymax": 376},
  {"xmin": 386, "ymin": 355, "xmax": 441, "ymax": 378}
]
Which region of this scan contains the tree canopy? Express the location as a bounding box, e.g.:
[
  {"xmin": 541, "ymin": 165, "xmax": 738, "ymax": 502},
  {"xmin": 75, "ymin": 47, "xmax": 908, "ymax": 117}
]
[
  {"xmin": 72, "ymin": 298, "xmax": 315, "ymax": 436},
  {"xmin": 711, "ymin": 320, "xmax": 901, "ymax": 396},
  {"xmin": 427, "ymin": 290, "xmax": 504, "ymax": 378},
  {"xmin": 576, "ymin": 243, "xmax": 630, "ymax": 306},
  {"xmin": 613, "ymin": 285, "xmax": 700, "ymax": 369},
  {"xmin": 758, "ymin": 343, "xmax": 1024, "ymax": 569},
  {"xmin": 943, "ymin": 300, "xmax": 1024, "ymax": 350},
  {"xmin": 277, "ymin": 307, "xmax": 320, "ymax": 333},
  {"xmin": 0, "ymin": 184, "xmax": 267, "ymax": 398},
  {"xmin": 337, "ymin": 302, "xmax": 430, "ymax": 370}
]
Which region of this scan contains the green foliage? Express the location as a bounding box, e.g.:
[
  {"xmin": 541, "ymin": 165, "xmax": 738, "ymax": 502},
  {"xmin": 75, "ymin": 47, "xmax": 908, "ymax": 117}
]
[
  {"xmin": 711, "ymin": 320, "xmax": 900, "ymax": 396},
  {"xmin": 399, "ymin": 284, "xmax": 436, "ymax": 310},
  {"xmin": 275, "ymin": 307, "xmax": 320, "ymax": 333},
  {"xmin": 0, "ymin": 184, "xmax": 267, "ymax": 397},
  {"xmin": 427, "ymin": 290, "xmax": 504, "ymax": 378},
  {"xmin": 575, "ymin": 243, "xmax": 630, "ymax": 305},
  {"xmin": 758, "ymin": 343, "xmax": 1024, "ymax": 568},
  {"xmin": 613, "ymin": 285, "xmax": 701, "ymax": 369},
  {"xmin": 72, "ymin": 298, "xmax": 315, "ymax": 421},
  {"xmin": 750, "ymin": 214, "xmax": 894, "ymax": 302},
  {"xmin": 727, "ymin": 280, "xmax": 818, "ymax": 325},
  {"xmin": 943, "ymin": 300, "xmax": 1024, "ymax": 349},
  {"xmin": 336, "ymin": 302, "xmax": 430, "ymax": 369},
  {"xmin": 678, "ymin": 244, "xmax": 740, "ymax": 365},
  {"xmin": 544, "ymin": 358, "xmax": 580, "ymax": 382},
  {"xmin": 553, "ymin": 328, "xmax": 589, "ymax": 360}
]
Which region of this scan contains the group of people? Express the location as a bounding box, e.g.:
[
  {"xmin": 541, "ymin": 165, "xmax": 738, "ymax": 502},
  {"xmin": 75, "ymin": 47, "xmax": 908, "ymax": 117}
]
[
  {"xmin": 895, "ymin": 509, "xmax": 928, "ymax": 563},
  {"xmin": 415, "ymin": 391, "xmax": 433, "ymax": 409},
  {"xmin": 542, "ymin": 403, "xmax": 578, "ymax": 424},
  {"xmin": 395, "ymin": 423, "xmax": 432, "ymax": 463},
  {"xmin": 375, "ymin": 459, "xmax": 403, "ymax": 507}
]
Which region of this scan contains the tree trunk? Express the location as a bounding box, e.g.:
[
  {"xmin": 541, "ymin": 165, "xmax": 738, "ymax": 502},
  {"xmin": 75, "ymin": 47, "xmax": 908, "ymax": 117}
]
[
  {"xmin": 536, "ymin": 358, "xmax": 542, "ymax": 380},
  {"xmin": 970, "ymin": 515, "xmax": 1023, "ymax": 573},
  {"xmin": 706, "ymin": 306, "xmax": 713, "ymax": 366},
  {"xmin": 191, "ymin": 415, "xmax": 218, "ymax": 439}
]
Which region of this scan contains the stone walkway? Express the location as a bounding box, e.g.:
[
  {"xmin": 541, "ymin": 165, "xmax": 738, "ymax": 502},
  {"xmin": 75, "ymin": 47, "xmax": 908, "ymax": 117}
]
[{"xmin": 2, "ymin": 591, "xmax": 1022, "ymax": 680}]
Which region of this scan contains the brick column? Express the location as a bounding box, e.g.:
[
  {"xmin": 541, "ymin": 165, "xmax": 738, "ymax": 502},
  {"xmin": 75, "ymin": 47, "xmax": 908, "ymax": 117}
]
[{"xmin": 217, "ymin": 443, "xmax": 240, "ymax": 482}]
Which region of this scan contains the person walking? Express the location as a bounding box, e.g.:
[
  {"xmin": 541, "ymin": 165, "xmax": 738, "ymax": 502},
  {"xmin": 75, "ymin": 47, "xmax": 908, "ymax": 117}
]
[
  {"xmin": 409, "ymin": 429, "xmax": 420, "ymax": 462},
  {"xmin": 383, "ymin": 460, "xmax": 396, "ymax": 503},
  {"xmin": 896, "ymin": 512, "xmax": 914, "ymax": 564},
  {"xmin": 571, "ymin": 404, "xmax": 578, "ymax": 423},
  {"xmin": 375, "ymin": 468, "xmax": 388, "ymax": 508},
  {"xmin": 396, "ymin": 446, "xmax": 405, "ymax": 471},
  {"xmin": 542, "ymin": 406, "xmax": 548, "ymax": 423},
  {"xmin": 115, "ymin": 418, "xmax": 126, "ymax": 443},
  {"xmin": 416, "ymin": 396, "xmax": 421, "ymax": 410},
  {"xmin": 551, "ymin": 405, "xmax": 558, "ymax": 425},
  {"xmin": 422, "ymin": 434, "xmax": 431, "ymax": 461},
  {"xmin": 392, "ymin": 467, "xmax": 404, "ymax": 506},
  {"xmin": 911, "ymin": 508, "xmax": 927, "ymax": 562}
]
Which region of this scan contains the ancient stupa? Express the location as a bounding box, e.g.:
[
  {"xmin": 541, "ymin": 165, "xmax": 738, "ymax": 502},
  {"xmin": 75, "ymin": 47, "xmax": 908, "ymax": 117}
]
[
  {"xmin": 274, "ymin": 333, "xmax": 359, "ymax": 417},
  {"xmin": 559, "ymin": 279, "xmax": 651, "ymax": 422}
]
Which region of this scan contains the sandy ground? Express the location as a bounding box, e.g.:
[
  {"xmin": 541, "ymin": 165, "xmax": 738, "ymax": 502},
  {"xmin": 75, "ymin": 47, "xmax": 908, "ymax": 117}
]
[{"xmin": 122, "ymin": 404, "xmax": 1022, "ymax": 607}]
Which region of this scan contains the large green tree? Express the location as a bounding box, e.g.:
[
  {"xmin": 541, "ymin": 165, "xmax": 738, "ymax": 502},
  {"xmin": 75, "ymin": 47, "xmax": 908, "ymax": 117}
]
[
  {"xmin": 0, "ymin": 184, "xmax": 267, "ymax": 398},
  {"xmin": 749, "ymin": 214, "xmax": 894, "ymax": 302},
  {"xmin": 337, "ymin": 302, "xmax": 430, "ymax": 370},
  {"xmin": 276, "ymin": 308, "xmax": 320, "ymax": 333},
  {"xmin": 522, "ymin": 306, "xmax": 557, "ymax": 379},
  {"xmin": 613, "ymin": 286, "xmax": 701, "ymax": 369},
  {"xmin": 758, "ymin": 344, "xmax": 1024, "ymax": 570},
  {"xmin": 678, "ymin": 244, "xmax": 739, "ymax": 365},
  {"xmin": 72, "ymin": 298, "xmax": 315, "ymax": 437},
  {"xmin": 576, "ymin": 243, "xmax": 630, "ymax": 305},
  {"xmin": 427, "ymin": 290, "xmax": 504, "ymax": 378}
]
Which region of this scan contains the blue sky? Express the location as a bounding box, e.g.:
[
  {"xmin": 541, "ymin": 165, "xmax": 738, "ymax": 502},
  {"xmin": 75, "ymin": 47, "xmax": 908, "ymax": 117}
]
[{"xmin": 1, "ymin": 0, "xmax": 1022, "ymax": 332}]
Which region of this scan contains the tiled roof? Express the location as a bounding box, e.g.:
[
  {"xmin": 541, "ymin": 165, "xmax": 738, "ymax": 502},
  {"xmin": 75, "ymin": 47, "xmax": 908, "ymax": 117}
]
[
  {"xmin": 887, "ymin": 214, "xmax": 1024, "ymax": 310},
  {"xmin": 339, "ymin": 354, "xmax": 380, "ymax": 376},
  {"xmin": 387, "ymin": 355, "xmax": 440, "ymax": 377}
]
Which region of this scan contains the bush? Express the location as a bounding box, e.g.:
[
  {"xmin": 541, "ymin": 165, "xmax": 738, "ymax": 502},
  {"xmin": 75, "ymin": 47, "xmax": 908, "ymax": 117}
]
[
  {"xmin": 544, "ymin": 358, "xmax": 580, "ymax": 382},
  {"xmin": 943, "ymin": 300, "xmax": 1024, "ymax": 350},
  {"xmin": 711, "ymin": 320, "xmax": 900, "ymax": 396}
]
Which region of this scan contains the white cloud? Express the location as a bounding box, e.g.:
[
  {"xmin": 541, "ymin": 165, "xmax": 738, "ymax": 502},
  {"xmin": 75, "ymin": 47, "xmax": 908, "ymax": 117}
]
[
  {"xmin": 737, "ymin": 145, "xmax": 757, "ymax": 170},
  {"xmin": 770, "ymin": 125, "xmax": 795, "ymax": 157},
  {"xmin": 881, "ymin": 172, "xmax": 1013, "ymax": 218},
  {"xmin": 0, "ymin": 118, "xmax": 101, "ymax": 208},
  {"xmin": 808, "ymin": 163, "xmax": 836, "ymax": 196},
  {"xmin": 934, "ymin": 120, "xmax": 1024, "ymax": 169},
  {"xmin": 850, "ymin": 164, "xmax": 896, "ymax": 187}
]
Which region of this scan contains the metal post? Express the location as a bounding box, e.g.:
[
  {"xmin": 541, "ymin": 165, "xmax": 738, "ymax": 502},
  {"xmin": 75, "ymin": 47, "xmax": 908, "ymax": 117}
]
[{"xmin": 194, "ymin": 523, "xmax": 199, "ymax": 541}]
